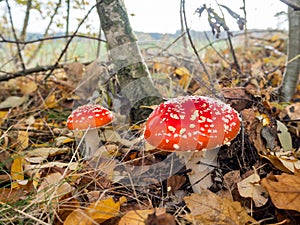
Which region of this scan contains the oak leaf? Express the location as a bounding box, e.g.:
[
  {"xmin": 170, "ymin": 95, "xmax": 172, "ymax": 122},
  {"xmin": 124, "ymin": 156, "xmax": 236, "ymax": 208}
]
[
  {"xmin": 261, "ymin": 173, "xmax": 300, "ymax": 212},
  {"xmin": 184, "ymin": 190, "xmax": 256, "ymax": 225}
]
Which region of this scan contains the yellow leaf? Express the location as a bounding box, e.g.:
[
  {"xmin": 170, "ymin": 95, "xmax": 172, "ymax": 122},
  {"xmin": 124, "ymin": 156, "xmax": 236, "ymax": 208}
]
[
  {"xmin": 64, "ymin": 197, "xmax": 126, "ymax": 225},
  {"xmin": 184, "ymin": 190, "xmax": 256, "ymax": 225},
  {"xmin": 19, "ymin": 80, "xmax": 37, "ymax": 95},
  {"xmin": 63, "ymin": 209, "xmax": 89, "ymax": 225},
  {"xmin": 119, "ymin": 208, "xmax": 167, "ymax": 225},
  {"xmin": 11, "ymin": 157, "xmax": 24, "ymax": 189},
  {"xmin": 16, "ymin": 131, "xmax": 29, "ymax": 152},
  {"xmin": 0, "ymin": 111, "xmax": 8, "ymax": 126},
  {"xmin": 44, "ymin": 93, "xmax": 57, "ymax": 109},
  {"xmin": 86, "ymin": 197, "xmax": 122, "ymax": 222},
  {"xmin": 174, "ymin": 67, "xmax": 190, "ymax": 77}
]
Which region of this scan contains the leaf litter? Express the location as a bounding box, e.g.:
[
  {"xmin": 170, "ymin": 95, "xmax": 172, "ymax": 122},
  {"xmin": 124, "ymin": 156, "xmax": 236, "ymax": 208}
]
[{"xmin": 0, "ymin": 31, "xmax": 299, "ymax": 224}]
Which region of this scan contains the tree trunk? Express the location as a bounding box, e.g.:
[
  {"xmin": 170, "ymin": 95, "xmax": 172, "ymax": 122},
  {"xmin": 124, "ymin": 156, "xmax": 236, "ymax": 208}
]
[
  {"xmin": 20, "ymin": 0, "xmax": 32, "ymax": 41},
  {"xmin": 280, "ymin": 3, "xmax": 300, "ymax": 102},
  {"xmin": 95, "ymin": 0, "xmax": 162, "ymax": 123}
]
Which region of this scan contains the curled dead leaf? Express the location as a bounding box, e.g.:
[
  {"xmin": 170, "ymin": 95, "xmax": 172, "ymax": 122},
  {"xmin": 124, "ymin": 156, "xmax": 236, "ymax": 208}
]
[{"xmin": 237, "ymin": 172, "xmax": 268, "ymax": 207}]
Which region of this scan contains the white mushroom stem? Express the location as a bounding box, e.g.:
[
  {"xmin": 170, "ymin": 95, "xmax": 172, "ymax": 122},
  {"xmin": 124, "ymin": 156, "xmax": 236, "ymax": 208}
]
[
  {"xmin": 83, "ymin": 129, "xmax": 101, "ymax": 159},
  {"xmin": 179, "ymin": 148, "xmax": 219, "ymax": 193}
]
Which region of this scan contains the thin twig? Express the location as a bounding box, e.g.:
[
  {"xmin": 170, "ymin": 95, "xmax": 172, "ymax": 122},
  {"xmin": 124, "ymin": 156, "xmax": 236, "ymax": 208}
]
[
  {"xmin": 26, "ymin": 0, "xmax": 63, "ymax": 65},
  {"xmin": 182, "ymin": 0, "xmax": 217, "ymax": 96},
  {"xmin": 5, "ymin": 0, "xmax": 26, "ymax": 71},
  {"xmin": 0, "ymin": 61, "xmax": 92, "ymax": 82},
  {"xmin": 43, "ymin": 2, "xmax": 100, "ymax": 81},
  {"xmin": 0, "ymin": 35, "xmax": 106, "ymax": 46},
  {"xmin": 203, "ymin": 31, "xmax": 231, "ymax": 64}
]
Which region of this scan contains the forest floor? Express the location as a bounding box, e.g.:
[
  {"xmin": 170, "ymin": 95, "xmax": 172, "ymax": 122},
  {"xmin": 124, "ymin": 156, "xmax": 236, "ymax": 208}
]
[{"xmin": 0, "ymin": 31, "xmax": 300, "ymax": 225}]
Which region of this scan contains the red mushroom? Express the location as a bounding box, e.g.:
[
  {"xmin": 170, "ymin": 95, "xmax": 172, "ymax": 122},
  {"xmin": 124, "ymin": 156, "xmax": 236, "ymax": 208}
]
[
  {"xmin": 67, "ymin": 105, "xmax": 113, "ymax": 158},
  {"xmin": 144, "ymin": 95, "xmax": 240, "ymax": 192}
]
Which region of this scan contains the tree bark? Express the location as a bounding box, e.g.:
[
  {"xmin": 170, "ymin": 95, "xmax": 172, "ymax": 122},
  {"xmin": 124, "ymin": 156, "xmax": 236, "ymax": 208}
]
[
  {"xmin": 280, "ymin": 3, "xmax": 300, "ymax": 101},
  {"xmin": 95, "ymin": 0, "xmax": 162, "ymax": 123},
  {"xmin": 20, "ymin": 0, "xmax": 32, "ymax": 41}
]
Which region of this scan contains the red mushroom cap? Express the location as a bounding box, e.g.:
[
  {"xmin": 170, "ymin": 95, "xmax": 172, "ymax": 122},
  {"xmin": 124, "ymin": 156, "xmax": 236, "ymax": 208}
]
[
  {"xmin": 144, "ymin": 96, "xmax": 240, "ymax": 151},
  {"xmin": 67, "ymin": 105, "xmax": 113, "ymax": 131}
]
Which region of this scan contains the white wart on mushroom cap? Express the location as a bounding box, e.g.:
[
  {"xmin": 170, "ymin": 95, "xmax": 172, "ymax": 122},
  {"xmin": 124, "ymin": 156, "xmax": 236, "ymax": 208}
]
[{"xmin": 144, "ymin": 96, "xmax": 241, "ymax": 151}]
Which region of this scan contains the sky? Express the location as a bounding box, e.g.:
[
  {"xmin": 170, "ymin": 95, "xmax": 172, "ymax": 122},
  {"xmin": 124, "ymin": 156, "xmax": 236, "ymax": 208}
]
[
  {"xmin": 123, "ymin": 0, "xmax": 287, "ymax": 33},
  {"xmin": 3, "ymin": 0, "xmax": 288, "ymax": 35}
]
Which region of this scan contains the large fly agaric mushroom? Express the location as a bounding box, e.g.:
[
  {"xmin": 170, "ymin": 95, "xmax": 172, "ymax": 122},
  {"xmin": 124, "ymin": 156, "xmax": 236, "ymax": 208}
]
[
  {"xmin": 67, "ymin": 105, "xmax": 113, "ymax": 158},
  {"xmin": 144, "ymin": 95, "xmax": 240, "ymax": 193}
]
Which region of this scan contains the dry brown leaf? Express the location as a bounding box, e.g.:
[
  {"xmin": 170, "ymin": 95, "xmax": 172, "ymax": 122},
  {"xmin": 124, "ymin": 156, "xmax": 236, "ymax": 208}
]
[
  {"xmin": 261, "ymin": 173, "xmax": 300, "ymax": 212},
  {"xmin": 19, "ymin": 80, "xmax": 38, "ymax": 95},
  {"xmin": 99, "ymin": 129, "xmax": 142, "ymax": 147},
  {"xmin": 184, "ymin": 190, "xmax": 256, "ymax": 225},
  {"xmin": 0, "ymin": 181, "xmax": 35, "ymax": 203},
  {"xmin": 237, "ymin": 172, "xmax": 268, "ymax": 207},
  {"xmin": 55, "ymin": 196, "xmax": 81, "ymax": 224},
  {"xmin": 260, "ymin": 150, "xmax": 300, "ymax": 173},
  {"xmin": 119, "ymin": 208, "xmax": 168, "ymax": 225},
  {"xmin": 145, "ymin": 210, "xmax": 176, "ymax": 225},
  {"xmin": 0, "ymin": 96, "xmax": 27, "ymax": 109},
  {"xmin": 64, "ymin": 197, "xmax": 126, "ymax": 225},
  {"xmin": 167, "ymin": 175, "xmax": 186, "ymax": 194},
  {"xmin": 34, "ymin": 172, "xmax": 74, "ymax": 208},
  {"xmin": 25, "ymin": 147, "xmax": 70, "ymax": 163}
]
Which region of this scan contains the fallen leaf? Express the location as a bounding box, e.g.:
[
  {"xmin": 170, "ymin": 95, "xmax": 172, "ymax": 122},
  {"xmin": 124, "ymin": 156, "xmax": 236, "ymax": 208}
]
[
  {"xmin": 167, "ymin": 175, "xmax": 186, "ymax": 194},
  {"xmin": 16, "ymin": 130, "xmax": 29, "ymax": 152},
  {"xmin": 34, "ymin": 172, "xmax": 74, "ymax": 208},
  {"xmin": 261, "ymin": 173, "xmax": 300, "ymax": 212},
  {"xmin": 0, "ymin": 181, "xmax": 35, "ymax": 203},
  {"xmin": 261, "ymin": 150, "xmax": 300, "ymax": 173},
  {"xmin": 19, "ymin": 80, "xmax": 38, "ymax": 95},
  {"xmin": 0, "ymin": 111, "xmax": 8, "ymax": 125},
  {"xmin": 55, "ymin": 136, "xmax": 74, "ymax": 146},
  {"xmin": 64, "ymin": 197, "xmax": 126, "ymax": 225},
  {"xmin": 55, "ymin": 195, "xmax": 81, "ymax": 223},
  {"xmin": 184, "ymin": 190, "xmax": 256, "ymax": 225},
  {"xmin": 44, "ymin": 93, "xmax": 58, "ymax": 109},
  {"xmin": 277, "ymin": 120, "xmax": 293, "ymax": 151},
  {"xmin": 24, "ymin": 162, "xmax": 78, "ymax": 177},
  {"xmin": 25, "ymin": 147, "xmax": 70, "ymax": 163},
  {"xmin": 237, "ymin": 172, "xmax": 268, "ymax": 207},
  {"xmin": 119, "ymin": 208, "xmax": 168, "ymax": 225},
  {"xmin": 99, "ymin": 129, "xmax": 142, "ymax": 147},
  {"xmin": 11, "ymin": 156, "xmax": 25, "ymax": 189},
  {"xmin": 145, "ymin": 210, "xmax": 176, "ymax": 225},
  {"xmin": 0, "ymin": 96, "xmax": 27, "ymax": 109}
]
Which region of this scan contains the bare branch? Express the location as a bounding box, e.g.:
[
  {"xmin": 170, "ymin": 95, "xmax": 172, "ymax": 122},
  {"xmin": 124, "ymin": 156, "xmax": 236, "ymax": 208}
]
[
  {"xmin": 44, "ymin": 2, "xmax": 99, "ymax": 81},
  {"xmin": 280, "ymin": 0, "xmax": 300, "ymax": 10},
  {"xmin": 5, "ymin": 0, "xmax": 26, "ymax": 71},
  {"xmin": 0, "ymin": 34, "xmax": 106, "ymax": 45}
]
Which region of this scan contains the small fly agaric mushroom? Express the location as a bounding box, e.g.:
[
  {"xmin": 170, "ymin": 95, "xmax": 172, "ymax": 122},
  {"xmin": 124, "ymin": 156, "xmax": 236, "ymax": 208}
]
[
  {"xmin": 144, "ymin": 95, "xmax": 240, "ymax": 193},
  {"xmin": 67, "ymin": 105, "xmax": 113, "ymax": 158}
]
